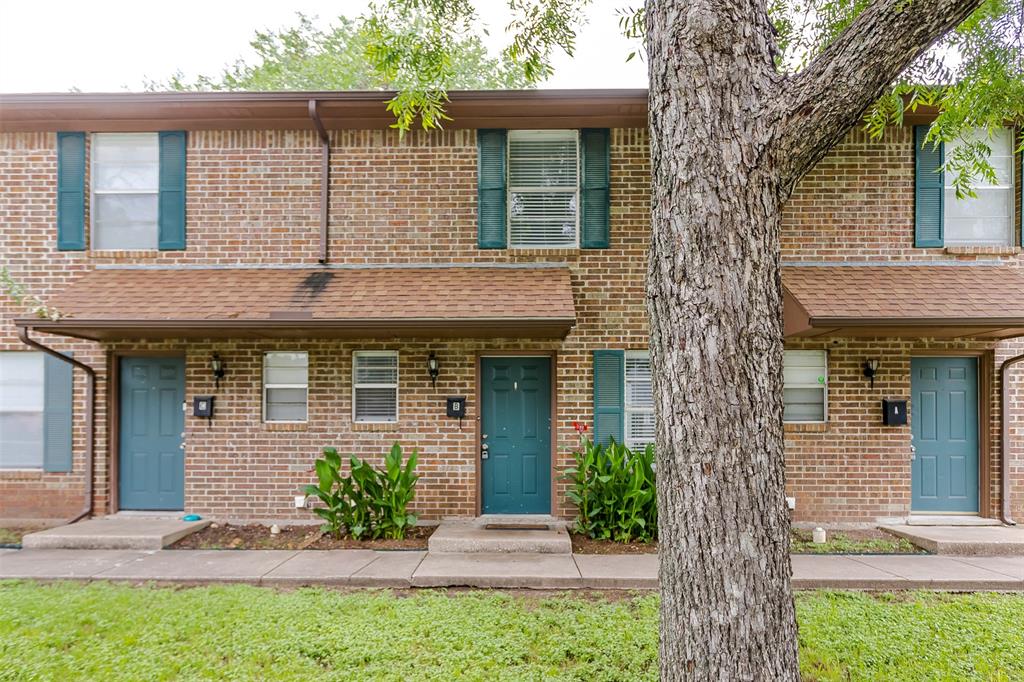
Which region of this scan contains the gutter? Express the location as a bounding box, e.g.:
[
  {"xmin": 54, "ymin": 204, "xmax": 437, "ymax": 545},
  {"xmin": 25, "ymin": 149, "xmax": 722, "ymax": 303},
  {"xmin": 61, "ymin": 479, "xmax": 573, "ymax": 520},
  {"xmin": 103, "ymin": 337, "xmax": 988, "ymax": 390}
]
[
  {"xmin": 999, "ymin": 352, "xmax": 1024, "ymax": 525},
  {"xmin": 308, "ymin": 99, "xmax": 330, "ymax": 265},
  {"xmin": 18, "ymin": 326, "xmax": 96, "ymax": 525}
]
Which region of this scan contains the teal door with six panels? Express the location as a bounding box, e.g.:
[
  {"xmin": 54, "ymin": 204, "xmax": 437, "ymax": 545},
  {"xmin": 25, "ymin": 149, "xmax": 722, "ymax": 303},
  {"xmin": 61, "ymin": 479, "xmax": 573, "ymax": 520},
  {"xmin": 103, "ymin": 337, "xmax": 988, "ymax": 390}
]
[
  {"xmin": 481, "ymin": 357, "xmax": 552, "ymax": 514},
  {"xmin": 119, "ymin": 357, "xmax": 186, "ymax": 511},
  {"xmin": 910, "ymin": 356, "xmax": 979, "ymax": 513}
]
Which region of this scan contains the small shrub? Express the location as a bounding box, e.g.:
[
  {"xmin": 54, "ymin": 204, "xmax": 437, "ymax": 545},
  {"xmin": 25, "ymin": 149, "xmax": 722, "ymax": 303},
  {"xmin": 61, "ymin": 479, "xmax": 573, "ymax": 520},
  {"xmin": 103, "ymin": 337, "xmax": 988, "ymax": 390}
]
[
  {"xmin": 302, "ymin": 442, "xmax": 420, "ymax": 540},
  {"xmin": 564, "ymin": 433, "xmax": 657, "ymax": 543}
]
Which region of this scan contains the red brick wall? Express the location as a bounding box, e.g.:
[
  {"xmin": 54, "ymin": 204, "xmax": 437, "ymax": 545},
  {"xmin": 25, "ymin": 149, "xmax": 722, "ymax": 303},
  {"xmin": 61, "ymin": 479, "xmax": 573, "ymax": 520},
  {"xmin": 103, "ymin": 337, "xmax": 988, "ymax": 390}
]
[
  {"xmin": 782, "ymin": 126, "xmax": 1024, "ymax": 265},
  {"xmin": 2, "ymin": 125, "xmax": 1022, "ymax": 523},
  {"xmin": 784, "ymin": 338, "xmax": 1009, "ymax": 522},
  {"xmin": 0, "ymin": 128, "xmax": 650, "ymax": 521}
]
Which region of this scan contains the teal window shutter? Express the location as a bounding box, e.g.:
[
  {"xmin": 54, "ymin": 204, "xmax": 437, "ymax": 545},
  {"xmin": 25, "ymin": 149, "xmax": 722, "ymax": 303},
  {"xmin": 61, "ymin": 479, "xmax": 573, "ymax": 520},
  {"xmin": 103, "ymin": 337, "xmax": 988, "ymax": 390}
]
[
  {"xmin": 580, "ymin": 128, "xmax": 610, "ymax": 248},
  {"xmin": 43, "ymin": 352, "xmax": 73, "ymax": 473},
  {"xmin": 593, "ymin": 350, "xmax": 624, "ymax": 446},
  {"xmin": 914, "ymin": 125, "xmax": 944, "ymax": 248},
  {"xmin": 477, "ymin": 129, "xmax": 507, "ymax": 249},
  {"xmin": 56, "ymin": 132, "xmax": 86, "ymax": 251},
  {"xmin": 158, "ymin": 131, "xmax": 187, "ymax": 250}
]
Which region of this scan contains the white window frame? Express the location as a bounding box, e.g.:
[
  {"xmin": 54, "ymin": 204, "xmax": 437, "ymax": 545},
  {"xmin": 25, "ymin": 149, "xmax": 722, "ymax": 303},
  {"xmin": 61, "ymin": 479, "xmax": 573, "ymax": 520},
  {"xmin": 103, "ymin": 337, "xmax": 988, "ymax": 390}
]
[
  {"xmin": 0, "ymin": 351, "xmax": 45, "ymax": 470},
  {"xmin": 352, "ymin": 350, "xmax": 399, "ymax": 424},
  {"xmin": 624, "ymin": 350, "xmax": 655, "ymax": 450},
  {"xmin": 90, "ymin": 132, "xmax": 161, "ymax": 251},
  {"xmin": 943, "ymin": 126, "xmax": 1016, "ymax": 247},
  {"xmin": 783, "ymin": 349, "xmax": 828, "ymax": 424},
  {"xmin": 262, "ymin": 351, "xmax": 308, "ymax": 424},
  {"xmin": 507, "ymin": 129, "xmax": 580, "ymax": 249}
]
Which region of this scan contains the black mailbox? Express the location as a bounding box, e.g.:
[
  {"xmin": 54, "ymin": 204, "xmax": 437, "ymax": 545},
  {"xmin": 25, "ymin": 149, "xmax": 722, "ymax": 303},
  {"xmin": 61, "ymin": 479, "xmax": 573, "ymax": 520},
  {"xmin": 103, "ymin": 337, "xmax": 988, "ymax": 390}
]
[
  {"xmin": 193, "ymin": 396, "xmax": 215, "ymax": 418},
  {"xmin": 882, "ymin": 399, "xmax": 907, "ymax": 426},
  {"xmin": 446, "ymin": 396, "xmax": 467, "ymax": 418}
]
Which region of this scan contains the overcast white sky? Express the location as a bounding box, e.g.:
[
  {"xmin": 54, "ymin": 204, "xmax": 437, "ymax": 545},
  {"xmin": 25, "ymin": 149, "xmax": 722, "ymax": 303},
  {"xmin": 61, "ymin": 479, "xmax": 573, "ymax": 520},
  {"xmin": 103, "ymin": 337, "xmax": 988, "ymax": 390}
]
[{"xmin": 0, "ymin": 0, "xmax": 647, "ymax": 93}]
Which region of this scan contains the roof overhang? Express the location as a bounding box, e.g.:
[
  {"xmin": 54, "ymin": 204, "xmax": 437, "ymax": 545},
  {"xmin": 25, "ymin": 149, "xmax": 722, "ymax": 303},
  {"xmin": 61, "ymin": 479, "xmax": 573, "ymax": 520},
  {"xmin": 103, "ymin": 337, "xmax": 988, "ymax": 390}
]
[
  {"xmin": 16, "ymin": 265, "xmax": 577, "ymax": 341},
  {"xmin": 783, "ymin": 265, "xmax": 1024, "ymax": 340},
  {"xmin": 0, "ymin": 89, "xmax": 650, "ymax": 132}
]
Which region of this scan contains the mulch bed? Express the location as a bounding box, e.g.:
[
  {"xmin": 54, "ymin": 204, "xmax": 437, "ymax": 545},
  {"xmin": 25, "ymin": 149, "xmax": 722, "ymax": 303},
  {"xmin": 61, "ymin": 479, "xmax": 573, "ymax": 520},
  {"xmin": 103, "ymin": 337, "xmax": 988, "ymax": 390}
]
[
  {"xmin": 570, "ymin": 533, "xmax": 658, "ymax": 554},
  {"xmin": 170, "ymin": 523, "xmax": 434, "ymax": 551}
]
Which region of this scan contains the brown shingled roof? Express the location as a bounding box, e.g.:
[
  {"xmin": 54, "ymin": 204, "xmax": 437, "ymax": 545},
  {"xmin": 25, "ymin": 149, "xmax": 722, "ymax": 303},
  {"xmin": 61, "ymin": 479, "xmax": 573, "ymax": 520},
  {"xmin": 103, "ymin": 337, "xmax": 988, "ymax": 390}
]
[
  {"xmin": 783, "ymin": 266, "xmax": 1024, "ymax": 339},
  {"xmin": 19, "ymin": 266, "xmax": 576, "ymax": 340}
]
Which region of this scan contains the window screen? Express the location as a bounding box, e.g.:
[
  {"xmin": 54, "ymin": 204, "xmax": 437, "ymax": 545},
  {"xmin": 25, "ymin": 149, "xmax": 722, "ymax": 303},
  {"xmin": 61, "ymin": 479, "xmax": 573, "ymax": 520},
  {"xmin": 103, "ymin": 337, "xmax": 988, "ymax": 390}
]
[
  {"xmin": 944, "ymin": 127, "xmax": 1015, "ymax": 246},
  {"xmin": 624, "ymin": 351, "xmax": 655, "ymax": 449},
  {"xmin": 0, "ymin": 352, "xmax": 45, "ymax": 469},
  {"xmin": 783, "ymin": 350, "xmax": 827, "ymax": 423},
  {"xmin": 264, "ymin": 352, "xmax": 308, "ymax": 422},
  {"xmin": 508, "ymin": 130, "xmax": 579, "ymax": 248},
  {"xmin": 353, "ymin": 351, "xmax": 399, "ymax": 423},
  {"xmin": 91, "ymin": 133, "xmax": 160, "ymax": 250}
]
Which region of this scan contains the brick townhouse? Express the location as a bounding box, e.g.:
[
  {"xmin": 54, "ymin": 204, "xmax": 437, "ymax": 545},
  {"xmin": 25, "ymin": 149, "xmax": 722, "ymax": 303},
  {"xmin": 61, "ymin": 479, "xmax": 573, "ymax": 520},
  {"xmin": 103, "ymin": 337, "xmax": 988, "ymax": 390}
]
[{"xmin": 0, "ymin": 90, "xmax": 1021, "ymax": 526}]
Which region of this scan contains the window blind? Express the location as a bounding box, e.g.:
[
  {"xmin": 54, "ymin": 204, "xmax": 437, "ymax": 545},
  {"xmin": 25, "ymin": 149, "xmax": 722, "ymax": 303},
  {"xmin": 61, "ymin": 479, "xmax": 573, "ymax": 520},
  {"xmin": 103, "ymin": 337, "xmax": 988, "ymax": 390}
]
[{"xmin": 508, "ymin": 130, "xmax": 579, "ymax": 248}]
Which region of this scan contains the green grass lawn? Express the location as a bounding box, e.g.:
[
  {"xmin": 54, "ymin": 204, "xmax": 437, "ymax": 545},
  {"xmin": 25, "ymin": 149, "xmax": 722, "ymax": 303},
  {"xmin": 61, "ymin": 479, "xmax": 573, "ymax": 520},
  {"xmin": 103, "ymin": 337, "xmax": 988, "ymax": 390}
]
[{"xmin": 1, "ymin": 582, "xmax": 1021, "ymax": 681}]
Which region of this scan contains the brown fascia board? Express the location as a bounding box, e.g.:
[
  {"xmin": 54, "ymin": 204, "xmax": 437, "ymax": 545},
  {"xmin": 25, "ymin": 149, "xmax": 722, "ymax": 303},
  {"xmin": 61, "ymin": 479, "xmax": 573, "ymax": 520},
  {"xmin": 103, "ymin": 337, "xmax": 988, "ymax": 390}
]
[
  {"xmin": 14, "ymin": 316, "xmax": 577, "ymax": 341},
  {"xmin": 811, "ymin": 316, "xmax": 1024, "ymax": 327},
  {"xmin": 0, "ymin": 89, "xmax": 650, "ymax": 132}
]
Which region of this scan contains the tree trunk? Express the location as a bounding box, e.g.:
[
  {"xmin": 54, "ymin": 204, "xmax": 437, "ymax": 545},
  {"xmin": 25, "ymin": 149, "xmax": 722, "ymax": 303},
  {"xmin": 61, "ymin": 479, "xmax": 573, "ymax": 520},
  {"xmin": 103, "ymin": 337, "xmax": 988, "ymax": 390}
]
[
  {"xmin": 644, "ymin": 0, "xmax": 982, "ymax": 679},
  {"xmin": 645, "ymin": 2, "xmax": 797, "ymax": 679}
]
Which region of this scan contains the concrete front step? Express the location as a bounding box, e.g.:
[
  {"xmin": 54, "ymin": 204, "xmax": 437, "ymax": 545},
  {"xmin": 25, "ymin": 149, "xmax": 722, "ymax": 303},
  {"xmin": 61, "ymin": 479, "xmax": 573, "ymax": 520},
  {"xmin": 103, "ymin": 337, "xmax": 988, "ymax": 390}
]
[
  {"xmin": 881, "ymin": 524, "xmax": 1024, "ymax": 556},
  {"xmin": 21, "ymin": 517, "xmax": 210, "ymax": 550},
  {"xmin": 428, "ymin": 516, "xmax": 572, "ymax": 554}
]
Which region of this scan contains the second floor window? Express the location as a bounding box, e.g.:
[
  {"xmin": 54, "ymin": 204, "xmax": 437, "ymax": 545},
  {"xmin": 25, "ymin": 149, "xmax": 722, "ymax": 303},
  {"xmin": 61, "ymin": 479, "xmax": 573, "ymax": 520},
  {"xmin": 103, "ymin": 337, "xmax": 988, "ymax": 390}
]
[
  {"xmin": 508, "ymin": 130, "xmax": 579, "ymax": 248},
  {"xmin": 945, "ymin": 127, "xmax": 1015, "ymax": 246},
  {"xmin": 91, "ymin": 133, "xmax": 160, "ymax": 250}
]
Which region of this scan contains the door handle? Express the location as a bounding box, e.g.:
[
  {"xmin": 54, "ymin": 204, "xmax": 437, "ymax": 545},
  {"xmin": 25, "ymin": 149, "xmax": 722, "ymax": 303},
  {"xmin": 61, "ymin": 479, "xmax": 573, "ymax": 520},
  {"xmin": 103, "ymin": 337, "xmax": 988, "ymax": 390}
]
[{"xmin": 481, "ymin": 443, "xmax": 489, "ymax": 459}]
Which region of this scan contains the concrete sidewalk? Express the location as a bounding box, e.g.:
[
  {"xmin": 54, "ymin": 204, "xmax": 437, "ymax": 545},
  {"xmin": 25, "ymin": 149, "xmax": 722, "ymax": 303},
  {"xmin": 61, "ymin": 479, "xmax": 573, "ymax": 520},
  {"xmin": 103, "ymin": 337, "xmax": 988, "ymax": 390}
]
[{"xmin": 1, "ymin": 549, "xmax": 1021, "ymax": 590}]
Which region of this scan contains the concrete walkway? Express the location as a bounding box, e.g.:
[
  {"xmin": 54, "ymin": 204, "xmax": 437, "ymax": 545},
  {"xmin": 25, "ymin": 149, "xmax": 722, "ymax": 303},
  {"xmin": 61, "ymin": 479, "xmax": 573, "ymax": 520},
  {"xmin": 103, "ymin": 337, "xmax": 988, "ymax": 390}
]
[
  {"xmin": 2, "ymin": 549, "xmax": 1022, "ymax": 590},
  {"xmin": 880, "ymin": 525, "xmax": 1024, "ymax": 556}
]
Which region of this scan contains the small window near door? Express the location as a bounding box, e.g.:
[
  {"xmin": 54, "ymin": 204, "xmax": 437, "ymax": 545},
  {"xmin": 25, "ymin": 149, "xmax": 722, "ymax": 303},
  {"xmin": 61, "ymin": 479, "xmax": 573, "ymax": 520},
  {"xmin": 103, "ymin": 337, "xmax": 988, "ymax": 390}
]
[
  {"xmin": 353, "ymin": 351, "xmax": 399, "ymax": 423},
  {"xmin": 784, "ymin": 350, "xmax": 827, "ymax": 423},
  {"xmin": 508, "ymin": 130, "xmax": 580, "ymax": 248},
  {"xmin": 0, "ymin": 352, "xmax": 45, "ymax": 469},
  {"xmin": 91, "ymin": 133, "xmax": 160, "ymax": 250},
  {"xmin": 945, "ymin": 127, "xmax": 1016, "ymax": 246},
  {"xmin": 263, "ymin": 352, "xmax": 308, "ymax": 423},
  {"xmin": 624, "ymin": 351, "xmax": 655, "ymax": 449}
]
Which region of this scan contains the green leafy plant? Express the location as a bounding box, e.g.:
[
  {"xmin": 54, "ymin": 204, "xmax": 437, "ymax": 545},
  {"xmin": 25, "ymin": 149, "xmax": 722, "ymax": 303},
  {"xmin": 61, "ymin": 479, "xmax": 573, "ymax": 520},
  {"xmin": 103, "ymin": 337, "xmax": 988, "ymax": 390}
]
[
  {"xmin": 302, "ymin": 443, "xmax": 420, "ymax": 540},
  {"xmin": 564, "ymin": 433, "xmax": 657, "ymax": 544}
]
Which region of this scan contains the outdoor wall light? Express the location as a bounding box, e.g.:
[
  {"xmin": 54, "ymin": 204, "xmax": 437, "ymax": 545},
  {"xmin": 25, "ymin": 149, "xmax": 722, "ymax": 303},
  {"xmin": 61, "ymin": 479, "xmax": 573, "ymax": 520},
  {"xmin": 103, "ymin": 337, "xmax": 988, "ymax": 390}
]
[
  {"xmin": 863, "ymin": 359, "xmax": 880, "ymax": 389},
  {"xmin": 427, "ymin": 352, "xmax": 441, "ymax": 388},
  {"xmin": 210, "ymin": 353, "xmax": 226, "ymax": 390}
]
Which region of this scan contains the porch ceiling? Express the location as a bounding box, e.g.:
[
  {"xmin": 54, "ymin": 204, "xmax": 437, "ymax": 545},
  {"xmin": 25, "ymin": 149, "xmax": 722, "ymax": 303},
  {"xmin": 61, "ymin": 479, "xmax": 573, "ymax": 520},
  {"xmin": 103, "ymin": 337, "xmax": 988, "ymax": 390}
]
[
  {"xmin": 783, "ymin": 265, "xmax": 1024, "ymax": 339},
  {"xmin": 15, "ymin": 265, "xmax": 577, "ymax": 341}
]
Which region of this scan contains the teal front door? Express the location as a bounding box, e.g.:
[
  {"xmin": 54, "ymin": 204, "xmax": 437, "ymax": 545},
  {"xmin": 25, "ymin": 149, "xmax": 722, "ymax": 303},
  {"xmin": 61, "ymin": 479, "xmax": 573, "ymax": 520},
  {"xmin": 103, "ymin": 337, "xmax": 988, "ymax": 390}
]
[
  {"xmin": 481, "ymin": 357, "xmax": 552, "ymax": 514},
  {"xmin": 911, "ymin": 357, "xmax": 979, "ymax": 513},
  {"xmin": 119, "ymin": 357, "xmax": 185, "ymax": 511}
]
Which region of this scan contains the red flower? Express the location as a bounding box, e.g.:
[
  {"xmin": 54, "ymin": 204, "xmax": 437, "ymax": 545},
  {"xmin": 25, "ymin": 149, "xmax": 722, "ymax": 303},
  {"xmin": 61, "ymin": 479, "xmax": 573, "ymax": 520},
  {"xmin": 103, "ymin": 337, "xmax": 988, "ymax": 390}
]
[{"xmin": 572, "ymin": 421, "xmax": 589, "ymax": 434}]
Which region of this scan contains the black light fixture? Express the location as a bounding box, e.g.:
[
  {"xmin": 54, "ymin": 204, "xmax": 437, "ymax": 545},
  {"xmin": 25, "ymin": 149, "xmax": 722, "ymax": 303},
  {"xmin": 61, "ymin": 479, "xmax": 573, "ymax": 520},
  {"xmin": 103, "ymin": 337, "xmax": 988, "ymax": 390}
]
[
  {"xmin": 210, "ymin": 353, "xmax": 226, "ymax": 390},
  {"xmin": 427, "ymin": 352, "xmax": 440, "ymax": 388},
  {"xmin": 863, "ymin": 359, "xmax": 879, "ymax": 389}
]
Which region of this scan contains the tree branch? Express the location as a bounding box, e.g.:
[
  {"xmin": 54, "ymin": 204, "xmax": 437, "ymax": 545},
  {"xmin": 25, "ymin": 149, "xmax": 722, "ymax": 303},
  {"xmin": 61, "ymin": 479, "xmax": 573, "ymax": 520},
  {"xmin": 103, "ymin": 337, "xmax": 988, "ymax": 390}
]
[{"xmin": 773, "ymin": 0, "xmax": 983, "ymax": 192}]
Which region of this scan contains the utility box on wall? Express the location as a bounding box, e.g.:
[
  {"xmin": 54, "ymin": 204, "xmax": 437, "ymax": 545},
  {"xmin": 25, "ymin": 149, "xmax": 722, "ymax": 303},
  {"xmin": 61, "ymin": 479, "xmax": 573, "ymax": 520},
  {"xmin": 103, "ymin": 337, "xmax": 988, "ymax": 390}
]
[
  {"xmin": 882, "ymin": 399, "xmax": 907, "ymax": 426},
  {"xmin": 446, "ymin": 396, "xmax": 467, "ymax": 419},
  {"xmin": 193, "ymin": 396, "xmax": 215, "ymax": 418}
]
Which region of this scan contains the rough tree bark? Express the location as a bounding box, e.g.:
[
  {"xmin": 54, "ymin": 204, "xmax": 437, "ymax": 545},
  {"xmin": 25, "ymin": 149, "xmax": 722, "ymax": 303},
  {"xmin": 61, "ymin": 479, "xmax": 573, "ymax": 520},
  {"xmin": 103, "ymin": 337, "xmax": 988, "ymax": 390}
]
[{"xmin": 645, "ymin": 0, "xmax": 983, "ymax": 679}]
